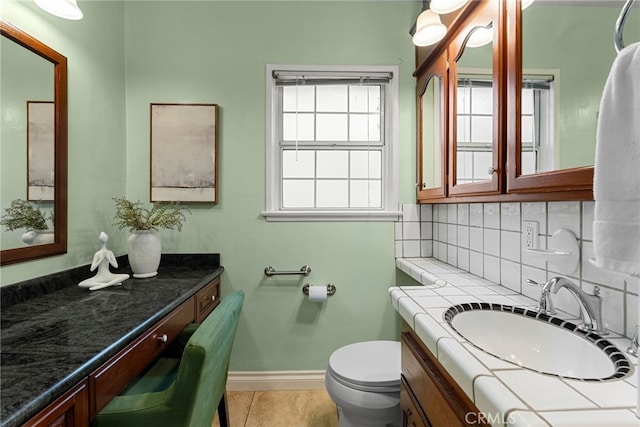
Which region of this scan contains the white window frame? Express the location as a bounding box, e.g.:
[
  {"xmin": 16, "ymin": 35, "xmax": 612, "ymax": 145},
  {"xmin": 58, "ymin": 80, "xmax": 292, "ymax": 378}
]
[{"xmin": 262, "ymin": 64, "xmax": 401, "ymax": 222}]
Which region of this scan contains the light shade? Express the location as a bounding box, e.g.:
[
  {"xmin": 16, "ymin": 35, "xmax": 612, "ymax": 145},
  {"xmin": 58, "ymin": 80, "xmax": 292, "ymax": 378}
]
[
  {"xmin": 412, "ymin": 10, "xmax": 447, "ymax": 47},
  {"xmin": 522, "ymin": 0, "xmax": 535, "ymax": 10},
  {"xmin": 34, "ymin": 0, "xmax": 83, "ymax": 20},
  {"xmin": 466, "ymin": 25, "xmax": 493, "ymax": 48},
  {"xmin": 430, "ymin": 0, "xmax": 470, "ymax": 15}
]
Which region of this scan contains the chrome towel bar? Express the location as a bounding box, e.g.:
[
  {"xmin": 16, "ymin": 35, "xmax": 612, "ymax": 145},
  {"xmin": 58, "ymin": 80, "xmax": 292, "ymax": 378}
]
[{"xmin": 264, "ymin": 265, "xmax": 311, "ymax": 277}]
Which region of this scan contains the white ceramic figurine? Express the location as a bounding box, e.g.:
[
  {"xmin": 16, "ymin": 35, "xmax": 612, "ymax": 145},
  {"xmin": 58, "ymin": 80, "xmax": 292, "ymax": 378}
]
[{"xmin": 78, "ymin": 232, "xmax": 130, "ymax": 291}]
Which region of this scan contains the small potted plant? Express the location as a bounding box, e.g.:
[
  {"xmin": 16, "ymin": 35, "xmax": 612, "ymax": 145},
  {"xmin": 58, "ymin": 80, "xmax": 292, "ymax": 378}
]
[
  {"xmin": 0, "ymin": 199, "xmax": 54, "ymax": 245},
  {"xmin": 113, "ymin": 197, "xmax": 190, "ymax": 278}
]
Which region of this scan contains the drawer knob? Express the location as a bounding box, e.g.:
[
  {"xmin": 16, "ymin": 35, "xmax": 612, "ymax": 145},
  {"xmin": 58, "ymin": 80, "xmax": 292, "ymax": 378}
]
[
  {"xmin": 154, "ymin": 334, "xmax": 168, "ymax": 343},
  {"xmin": 211, "ymin": 295, "xmax": 216, "ymax": 302}
]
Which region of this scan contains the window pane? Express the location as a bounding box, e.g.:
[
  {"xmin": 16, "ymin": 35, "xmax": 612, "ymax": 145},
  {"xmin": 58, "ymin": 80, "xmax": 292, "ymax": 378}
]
[
  {"xmin": 350, "ymin": 180, "xmax": 381, "ymax": 208},
  {"xmin": 350, "ymin": 86, "xmax": 381, "ymax": 113},
  {"xmin": 471, "ymin": 116, "xmax": 493, "ymax": 143},
  {"xmin": 521, "ymin": 115, "xmax": 535, "ymax": 144},
  {"xmin": 471, "ymin": 86, "xmax": 493, "ymax": 114},
  {"xmin": 349, "ymin": 114, "xmax": 380, "ymax": 141},
  {"xmin": 457, "ymin": 151, "xmax": 474, "ymax": 180},
  {"xmin": 283, "ymin": 113, "xmax": 314, "ymax": 141},
  {"xmin": 457, "ymin": 116, "xmax": 471, "ymax": 143},
  {"xmin": 317, "ymin": 180, "xmax": 348, "ymax": 207},
  {"xmin": 317, "ymin": 150, "xmax": 348, "ymax": 178},
  {"xmin": 473, "ymin": 152, "xmax": 492, "ymax": 180},
  {"xmin": 521, "ymin": 88, "xmax": 534, "ymax": 115},
  {"xmin": 317, "ymin": 85, "xmax": 347, "ymax": 112},
  {"xmin": 283, "ymin": 179, "xmax": 315, "ymax": 208},
  {"xmin": 283, "ymin": 85, "xmax": 315, "ymax": 112},
  {"xmin": 283, "ymin": 150, "xmax": 315, "ymax": 178},
  {"xmin": 457, "ymin": 86, "xmax": 471, "ymax": 114},
  {"xmin": 350, "ymin": 150, "xmax": 381, "ymax": 179},
  {"xmin": 317, "ymin": 114, "xmax": 348, "ymax": 141},
  {"xmin": 521, "ymin": 152, "xmax": 537, "ymax": 175}
]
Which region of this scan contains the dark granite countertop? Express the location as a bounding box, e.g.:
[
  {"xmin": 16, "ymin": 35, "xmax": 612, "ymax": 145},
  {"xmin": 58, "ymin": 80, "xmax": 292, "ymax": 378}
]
[{"xmin": 0, "ymin": 254, "xmax": 222, "ymax": 427}]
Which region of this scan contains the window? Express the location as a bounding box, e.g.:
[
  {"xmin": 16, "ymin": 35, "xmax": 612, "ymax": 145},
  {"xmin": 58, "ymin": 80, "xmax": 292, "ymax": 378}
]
[
  {"xmin": 263, "ymin": 65, "xmax": 401, "ymax": 221},
  {"xmin": 456, "ymin": 74, "xmax": 553, "ymax": 183}
]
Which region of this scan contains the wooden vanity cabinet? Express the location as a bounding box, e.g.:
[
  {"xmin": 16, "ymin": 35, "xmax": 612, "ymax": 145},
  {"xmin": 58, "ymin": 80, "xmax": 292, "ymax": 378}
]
[
  {"xmin": 23, "ymin": 381, "xmax": 89, "ymax": 427},
  {"xmin": 401, "ymin": 322, "xmax": 487, "ymax": 427},
  {"xmin": 24, "ymin": 277, "xmax": 221, "ymax": 426}
]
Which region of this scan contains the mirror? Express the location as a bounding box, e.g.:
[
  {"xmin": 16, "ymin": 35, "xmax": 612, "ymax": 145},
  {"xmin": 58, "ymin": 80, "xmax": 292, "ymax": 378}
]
[
  {"xmin": 519, "ymin": 1, "xmax": 640, "ymax": 175},
  {"xmin": 450, "ymin": 0, "xmax": 500, "ymax": 195},
  {"xmin": 1, "ymin": 21, "xmax": 67, "ymax": 265},
  {"xmin": 417, "ymin": 53, "xmax": 447, "ymax": 200},
  {"xmin": 420, "ymin": 75, "xmax": 443, "ymax": 190}
]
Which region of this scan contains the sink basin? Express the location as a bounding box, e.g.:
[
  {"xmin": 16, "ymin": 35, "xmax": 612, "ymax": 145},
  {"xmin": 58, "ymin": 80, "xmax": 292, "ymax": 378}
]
[{"xmin": 444, "ymin": 303, "xmax": 631, "ymax": 381}]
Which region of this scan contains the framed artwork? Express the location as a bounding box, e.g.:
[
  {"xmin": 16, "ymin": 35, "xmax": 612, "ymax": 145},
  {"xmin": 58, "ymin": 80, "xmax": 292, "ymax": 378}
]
[
  {"xmin": 150, "ymin": 103, "xmax": 219, "ymax": 203},
  {"xmin": 27, "ymin": 101, "xmax": 55, "ymax": 201}
]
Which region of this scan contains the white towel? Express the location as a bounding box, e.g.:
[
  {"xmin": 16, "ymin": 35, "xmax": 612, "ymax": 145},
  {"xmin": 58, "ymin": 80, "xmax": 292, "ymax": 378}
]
[{"xmin": 593, "ymin": 42, "xmax": 640, "ymax": 277}]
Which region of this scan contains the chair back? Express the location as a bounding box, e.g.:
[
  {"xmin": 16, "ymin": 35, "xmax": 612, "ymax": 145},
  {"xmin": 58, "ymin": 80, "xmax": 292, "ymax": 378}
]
[{"xmin": 170, "ymin": 290, "xmax": 244, "ymax": 427}]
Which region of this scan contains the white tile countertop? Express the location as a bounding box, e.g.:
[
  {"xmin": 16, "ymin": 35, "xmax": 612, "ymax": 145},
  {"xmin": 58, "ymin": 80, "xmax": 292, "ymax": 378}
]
[{"xmin": 392, "ymin": 257, "xmax": 640, "ymax": 427}]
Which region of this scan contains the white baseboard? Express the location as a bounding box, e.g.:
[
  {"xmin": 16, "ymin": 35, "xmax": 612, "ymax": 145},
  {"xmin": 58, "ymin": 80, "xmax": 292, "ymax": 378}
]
[{"xmin": 226, "ymin": 370, "xmax": 326, "ymax": 391}]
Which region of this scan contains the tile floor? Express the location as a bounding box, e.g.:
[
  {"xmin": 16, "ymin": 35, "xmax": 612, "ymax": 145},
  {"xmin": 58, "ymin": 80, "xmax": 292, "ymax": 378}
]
[{"xmin": 212, "ymin": 389, "xmax": 338, "ymax": 427}]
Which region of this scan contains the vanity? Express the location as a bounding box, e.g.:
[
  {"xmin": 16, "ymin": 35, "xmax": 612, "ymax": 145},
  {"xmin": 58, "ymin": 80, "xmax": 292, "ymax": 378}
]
[
  {"xmin": 0, "ymin": 254, "xmax": 223, "ymax": 427},
  {"xmin": 393, "ymin": 258, "xmax": 639, "ymax": 427}
]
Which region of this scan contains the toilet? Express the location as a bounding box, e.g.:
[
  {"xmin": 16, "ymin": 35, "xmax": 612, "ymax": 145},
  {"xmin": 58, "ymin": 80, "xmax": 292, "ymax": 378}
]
[{"xmin": 325, "ymin": 340, "xmax": 401, "ymax": 427}]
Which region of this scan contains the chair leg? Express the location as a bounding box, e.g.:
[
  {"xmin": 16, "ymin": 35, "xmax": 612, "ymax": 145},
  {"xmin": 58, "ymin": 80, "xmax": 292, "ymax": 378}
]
[{"xmin": 217, "ymin": 392, "xmax": 230, "ymax": 427}]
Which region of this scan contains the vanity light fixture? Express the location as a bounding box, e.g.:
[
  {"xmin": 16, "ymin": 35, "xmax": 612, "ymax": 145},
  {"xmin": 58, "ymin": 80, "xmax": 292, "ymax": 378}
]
[
  {"xmin": 412, "ymin": 9, "xmax": 447, "ymax": 47},
  {"xmin": 466, "ymin": 23, "xmax": 493, "ymax": 48},
  {"xmin": 34, "ymin": 0, "xmax": 83, "ymax": 20},
  {"xmin": 430, "ymin": 0, "xmax": 470, "ymax": 15}
]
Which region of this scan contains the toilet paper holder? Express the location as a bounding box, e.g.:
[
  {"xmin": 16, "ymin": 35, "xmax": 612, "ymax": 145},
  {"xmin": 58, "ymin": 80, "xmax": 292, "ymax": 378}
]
[{"xmin": 302, "ymin": 283, "xmax": 336, "ymax": 296}]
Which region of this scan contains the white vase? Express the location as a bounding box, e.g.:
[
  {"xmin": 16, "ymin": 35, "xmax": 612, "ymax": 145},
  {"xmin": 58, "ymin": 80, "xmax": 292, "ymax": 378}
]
[
  {"xmin": 127, "ymin": 230, "xmax": 161, "ymax": 278},
  {"xmin": 21, "ymin": 230, "xmax": 55, "ymax": 245}
]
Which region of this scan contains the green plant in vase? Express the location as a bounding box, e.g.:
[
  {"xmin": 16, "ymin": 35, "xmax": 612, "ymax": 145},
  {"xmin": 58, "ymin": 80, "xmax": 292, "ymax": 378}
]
[
  {"xmin": 0, "ymin": 199, "xmax": 54, "ymax": 245},
  {"xmin": 113, "ymin": 197, "xmax": 191, "ymax": 278}
]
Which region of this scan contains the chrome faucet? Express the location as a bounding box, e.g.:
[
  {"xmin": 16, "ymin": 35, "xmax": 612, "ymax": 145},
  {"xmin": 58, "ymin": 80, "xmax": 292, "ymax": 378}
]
[
  {"xmin": 526, "ymin": 279, "xmax": 556, "ymax": 315},
  {"xmin": 547, "ymin": 277, "xmax": 607, "ymax": 335}
]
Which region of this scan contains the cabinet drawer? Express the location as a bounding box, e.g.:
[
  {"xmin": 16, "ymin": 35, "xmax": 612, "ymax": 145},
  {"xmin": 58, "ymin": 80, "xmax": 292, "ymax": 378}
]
[
  {"xmin": 401, "ymin": 329, "xmax": 486, "ymax": 427},
  {"xmin": 89, "ymin": 301, "xmax": 194, "ymax": 418},
  {"xmin": 194, "ymin": 277, "xmax": 220, "ymax": 323}
]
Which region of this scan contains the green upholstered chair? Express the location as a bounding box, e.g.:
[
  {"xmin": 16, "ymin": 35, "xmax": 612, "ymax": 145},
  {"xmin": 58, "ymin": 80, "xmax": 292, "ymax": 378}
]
[{"xmin": 92, "ymin": 291, "xmax": 244, "ymax": 427}]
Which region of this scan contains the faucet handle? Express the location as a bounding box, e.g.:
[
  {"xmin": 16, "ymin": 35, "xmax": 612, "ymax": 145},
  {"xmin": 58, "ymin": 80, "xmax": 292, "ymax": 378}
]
[
  {"xmin": 527, "ymin": 279, "xmax": 541, "ymax": 287},
  {"xmin": 593, "ymin": 286, "xmax": 601, "ymax": 296}
]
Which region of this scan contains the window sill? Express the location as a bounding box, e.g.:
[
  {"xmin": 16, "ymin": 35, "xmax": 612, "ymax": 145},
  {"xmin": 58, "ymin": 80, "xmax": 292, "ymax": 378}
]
[{"xmin": 261, "ymin": 210, "xmax": 403, "ymax": 222}]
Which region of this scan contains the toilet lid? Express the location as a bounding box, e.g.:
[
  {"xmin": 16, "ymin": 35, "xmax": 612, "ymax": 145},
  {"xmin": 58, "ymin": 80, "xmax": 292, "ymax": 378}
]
[{"xmin": 328, "ymin": 341, "xmax": 400, "ymax": 389}]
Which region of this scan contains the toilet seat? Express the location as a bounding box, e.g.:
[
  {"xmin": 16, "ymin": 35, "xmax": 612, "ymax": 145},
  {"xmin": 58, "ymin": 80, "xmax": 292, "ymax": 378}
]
[{"xmin": 327, "ymin": 340, "xmax": 400, "ymax": 393}]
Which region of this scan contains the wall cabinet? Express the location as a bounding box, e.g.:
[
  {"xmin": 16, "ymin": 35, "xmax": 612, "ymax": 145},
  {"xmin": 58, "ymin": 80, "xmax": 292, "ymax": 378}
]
[{"xmin": 416, "ymin": 0, "xmax": 595, "ymax": 203}]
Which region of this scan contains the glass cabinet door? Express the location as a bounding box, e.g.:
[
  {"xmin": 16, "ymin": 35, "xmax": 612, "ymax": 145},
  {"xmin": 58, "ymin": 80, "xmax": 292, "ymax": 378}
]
[
  {"xmin": 448, "ymin": 0, "xmax": 504, "ymax": 196},
  {"xmin": 417, "ymin": 53, "xmax": 447, "ymax": 201}
]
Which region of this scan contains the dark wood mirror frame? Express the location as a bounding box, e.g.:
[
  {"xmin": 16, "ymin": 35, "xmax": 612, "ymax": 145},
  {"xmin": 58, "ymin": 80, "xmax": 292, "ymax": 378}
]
[{"xmin": 1, "ymin": 21, "xmax": 67, "ymax": 265}]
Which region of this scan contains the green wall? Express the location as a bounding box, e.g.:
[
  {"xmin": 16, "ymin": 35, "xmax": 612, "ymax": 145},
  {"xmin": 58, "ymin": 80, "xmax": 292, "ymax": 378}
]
[
  {"xmin": 0, "ymin": 0, "xmax": 128, "ymax": 282},
  {"xmin": 122, "ymin": 1, "xmax": 419, "ymax": 371},
  {"xmin": 1, "ymin": 0, "xmax": 419, "ymax": 371}
]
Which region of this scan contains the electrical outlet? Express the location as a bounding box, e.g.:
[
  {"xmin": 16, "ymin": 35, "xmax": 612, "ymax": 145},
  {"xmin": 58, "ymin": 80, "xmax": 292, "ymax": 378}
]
[{"xmin": 524, "ymin": 221, "xmax": 539, "ymax": 249}]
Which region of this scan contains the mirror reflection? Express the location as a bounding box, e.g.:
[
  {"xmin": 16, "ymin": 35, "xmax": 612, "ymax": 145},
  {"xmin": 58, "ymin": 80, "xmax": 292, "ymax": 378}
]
[
  {"xmin": 420, "ymin": 74, "xmax": 443, "ymax": 190},
  {"xmin": 1, "ymin": 34, "xmax": 55, "ymax": 250},
  {"xmin": 455, "ymin": 22, "xmax": 495, "ymax": 185},
  {"xmin": 520, "ymin": 1, "xmax": 640, "ymax": 174}
]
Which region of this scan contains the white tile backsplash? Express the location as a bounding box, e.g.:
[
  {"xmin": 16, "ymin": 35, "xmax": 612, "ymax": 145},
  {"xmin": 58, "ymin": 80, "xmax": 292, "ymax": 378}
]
[{"xmin": 396, "ymin": 201, "xmax": 638, "ymax": 340}]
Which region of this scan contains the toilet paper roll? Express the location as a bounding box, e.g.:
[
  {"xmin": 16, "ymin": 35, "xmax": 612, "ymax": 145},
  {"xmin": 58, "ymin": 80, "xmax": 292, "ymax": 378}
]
[{"xmin": 308, "ymin": 285, "xmax": 328, "ymax": 303}]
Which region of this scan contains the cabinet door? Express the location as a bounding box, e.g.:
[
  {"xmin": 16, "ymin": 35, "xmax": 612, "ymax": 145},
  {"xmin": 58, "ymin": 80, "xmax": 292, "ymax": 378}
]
[
  {"xmin": 401, "ymin": 380, "xmax": 431, "ymax": 427},
  {"xmin": 505, "ymin": 0, "xmax": 595, "ymax": 197},
  {"xmin": 417, "ymin": 53, "xmax": 448, "ymax": 201},
  {"xmin": 23, "ymin": 380, "xmax": 89, "ymax": 427},
  {"xmin": 448, "ymin": 0, "xmax": 505, "ymax": 197}
]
